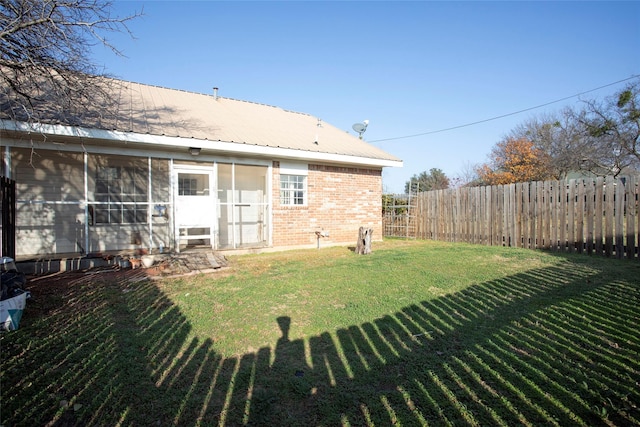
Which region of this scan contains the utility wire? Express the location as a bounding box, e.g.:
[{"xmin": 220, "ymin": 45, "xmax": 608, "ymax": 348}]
[{"xmin": 369, "ymin": 75, "xmax": 639, "ymax": 143}]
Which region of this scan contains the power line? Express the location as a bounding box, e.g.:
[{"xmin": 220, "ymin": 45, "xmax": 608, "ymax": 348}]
[{"xmin": 369, "ymin": 75, "xmax": 639, "ymax": 143}]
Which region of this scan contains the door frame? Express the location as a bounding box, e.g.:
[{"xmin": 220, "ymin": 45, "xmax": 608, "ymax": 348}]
[
  {"xmin": 172, "ymin": 163, "xmax": 216, "ymax": 252},
  {"xmin": 217, "ymin": 162, "xmax": 271, "ymax": 250}
]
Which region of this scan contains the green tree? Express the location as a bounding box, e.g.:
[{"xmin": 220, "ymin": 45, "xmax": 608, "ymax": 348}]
[{"xmin": 405, "ymin": 168, "xmax": 450, "ymax": 193}]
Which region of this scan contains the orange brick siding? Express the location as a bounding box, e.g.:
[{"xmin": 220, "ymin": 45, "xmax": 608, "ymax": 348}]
[{"xmin": 272, "ymin": 161, "xmax": 383, "ymax": 247}]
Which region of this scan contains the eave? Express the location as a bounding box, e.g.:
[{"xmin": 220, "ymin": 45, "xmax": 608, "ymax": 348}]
[{"xmin": 0, "ymin": 119, "xmax": 403, "ymax": 169}]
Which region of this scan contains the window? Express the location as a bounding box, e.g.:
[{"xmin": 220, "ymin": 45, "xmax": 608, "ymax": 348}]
[
  {"xmin": 178, "ymin": 177, "xmax": 199, "ymax": 196},
  {"xmin": 280, "ymin": 174, "xmax": 306, "ymax": 205},
  {"xmin": 94, "ymin": 166, "xmax": 148, "ymax": 224}
]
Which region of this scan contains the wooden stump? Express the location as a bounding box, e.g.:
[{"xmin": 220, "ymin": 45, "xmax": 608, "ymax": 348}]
[{"xmin": 356, "ymin": 227, "xmax": 373, "ymax": 255}]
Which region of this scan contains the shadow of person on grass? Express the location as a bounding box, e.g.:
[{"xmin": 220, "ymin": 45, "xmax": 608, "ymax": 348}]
[{"xmin": 245, "ymin": 316, "xmax": 316, "ymax": 425}]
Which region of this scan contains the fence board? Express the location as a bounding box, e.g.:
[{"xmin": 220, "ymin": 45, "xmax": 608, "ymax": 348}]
[
  {"xmin": 471, "ymin": 187, "xmax": 476, "ymax": 243},
  {"xmin": 438, "ymin": 189, "xmax": 443, "ymax": 240},
  {"xmin": 605, "ymin": 176, "xmax": 614, "ymax": 256},
  {"xmin": 595, "ymin": 177, "xmax": 604, "ymax": 256},
  {"xmin": 535, "ymin": 181, "xmax": 542, "ymax": 249},
  {"xmin": 497, "ymin": 185, "xmax": 502, "ymax": 245},
  {"xmin": 436, "ymin": 190, "xmax": 441, "ymax": 240},
  {"xmin": 513, "ymin": 183, "xmax": 521, "ymax": 248},
  {"xmin": 568, "ymin": 180, "xmax": 576, "ymax": 253},
  {"xmin": 544, "ymin": 181, "xmax": 550, "ymax": 249},
  {"xmin": 577, "ymin": 180, "xmax": 585, "ymax": 254},
  {"xmin": 488, "ymin": 185, "xmax": 493, "ymax": 246},
  {"xmin": 501, "ymin": 184, "xmax": 508, "ymax": 246},
  {"xmin": 507, "ymin": 184, "xmax": 515, "ymax": 247},
  {"xmin": 615, "ymin": 179, "xmax": 625, "ymax": 258},
  {"xmin": 585, "ymin": 179, "xmax": 595, "ymax": 255},
  {"xmin": 626, "ymin": 176, "xmax": 636, "ymax": 260},
  {"xmin": 522, "ymin": 183, "xmax": 529, "ymax": 248},
  {"xmin": 548, "ymin": 181, "xmax": 555, "ymax": 251},
  {"xmin": 460, "ymin": 188, "xmax": 467, "ymax": 242}
]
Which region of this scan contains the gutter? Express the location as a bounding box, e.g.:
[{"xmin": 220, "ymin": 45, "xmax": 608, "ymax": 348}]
[{"xmin": 0, "ymin": 119, "xmax": 403, "ymax": 169}]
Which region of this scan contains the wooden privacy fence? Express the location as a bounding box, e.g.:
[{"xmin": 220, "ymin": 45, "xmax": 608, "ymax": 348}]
[{"xmin": 384, "ymin": 176, "xmax": 640, "ymax": 260}]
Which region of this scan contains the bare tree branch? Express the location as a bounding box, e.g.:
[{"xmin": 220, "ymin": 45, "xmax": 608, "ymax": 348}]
[
  {"xmin": 507, "ymin": 78, "xmax": 640, "ymax": 179},
  {"xmin": 577, "ymin": 79, "xmax": 640, "ymax": 175},
  {"xmin": 0, "ymin": 0, "xmax": 142, "ymax": 124}
]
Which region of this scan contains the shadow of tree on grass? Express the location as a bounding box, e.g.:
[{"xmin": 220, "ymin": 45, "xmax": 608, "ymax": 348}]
[{"xmin": 1, "ymin": 259, "xmax": 639, "ymax": 426}]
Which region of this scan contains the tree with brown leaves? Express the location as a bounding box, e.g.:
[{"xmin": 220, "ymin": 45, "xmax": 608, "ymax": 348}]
[{"xmin": 476, "ymin": 137, "xmax": 552, "ymax": 185}]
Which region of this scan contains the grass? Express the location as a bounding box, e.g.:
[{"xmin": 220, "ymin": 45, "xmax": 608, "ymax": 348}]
[{"xmin": 1, "ymin": 239, "xmax": 639, "ymax": 426}]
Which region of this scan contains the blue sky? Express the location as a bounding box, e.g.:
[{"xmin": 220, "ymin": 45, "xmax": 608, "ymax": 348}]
[{"xmin": 95, "ymin": 1, "xmax": 640, "ymax": 193}]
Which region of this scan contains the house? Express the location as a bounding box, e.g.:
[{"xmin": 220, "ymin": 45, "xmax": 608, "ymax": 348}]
[{"xmin": 0, "ymin": 78, "xmax": 402, "ymax": 260}]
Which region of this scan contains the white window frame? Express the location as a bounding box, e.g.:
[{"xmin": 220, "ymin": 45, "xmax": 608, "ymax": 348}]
[
  {"xmin": 280, "ymin": 174, "xmax": 307, "ymax": 206},
  {"xmin": 93, "ymin": 164, "xmax": 148, "ymax": 225},
  {"xmin": 279, "ymin": 162, "xmax": 308, "ymax": 206}
]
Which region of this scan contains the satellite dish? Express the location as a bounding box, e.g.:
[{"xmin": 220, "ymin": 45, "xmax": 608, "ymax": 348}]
[{"xmin": 352, "ymin": 120, "xmax": 369, "ymax": 139}]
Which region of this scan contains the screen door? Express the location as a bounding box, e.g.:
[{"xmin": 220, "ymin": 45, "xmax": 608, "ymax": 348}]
[{"xmin": 174, "ymin": 170, "xmax": 215, "ymax": 250}]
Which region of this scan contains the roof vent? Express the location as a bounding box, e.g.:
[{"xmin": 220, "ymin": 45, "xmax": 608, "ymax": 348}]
[{"xmin": 213, "ymin": 87, "xmax": 219, "ymax": 100}]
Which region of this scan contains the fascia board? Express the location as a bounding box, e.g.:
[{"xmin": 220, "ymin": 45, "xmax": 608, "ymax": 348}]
[{"xmin": 1, "ymin": 119, "xmax": 403, "ymax": 168}]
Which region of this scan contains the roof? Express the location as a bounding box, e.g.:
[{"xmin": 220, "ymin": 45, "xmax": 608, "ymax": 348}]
[{"xmin": 1, "ymin": 77, "xmax": 401, "ymax": 166}]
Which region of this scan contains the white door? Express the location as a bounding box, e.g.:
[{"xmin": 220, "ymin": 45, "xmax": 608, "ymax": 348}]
[{"xmin": 174, "ymin": 169, "xmax": 215, "ymax": 251}]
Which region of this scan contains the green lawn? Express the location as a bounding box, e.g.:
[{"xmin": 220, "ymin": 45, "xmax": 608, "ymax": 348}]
[{"xmin": 2, "ymin": 239, "xmax": 639, "ymax": 426}]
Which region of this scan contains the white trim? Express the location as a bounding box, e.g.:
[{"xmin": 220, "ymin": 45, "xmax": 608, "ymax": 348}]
[
  {"xmin": 172, "ymin": 166, "xmax": 216, "ymax": 252},
  {"xmin": 172, "ymin": 163, "xmax": 215, "ymax": 172},
  {"xmin": 267, "ymin": 162, "xmax": 273, "ymax": 247},
  {"xmin": 1, "ymin": 119, "xmax": 403, "ymax": 168},
  {"xmin": 170, "ymin": 158, "xmax": 176, "ymax": 252},
  {"xmin": 148, "ymin": 156, "xmax": 153, "ymax": 251},
  {"xmin": 279, "ymin": 174, "xmax": 308, "ymax": 207},
  {"xmin": 231, "ymin": 164, "xmax": 236, "ymax": 248},
  {"xmin": 279, "ymin": 161, "xmax": 309, "ymax": 176},
  {"xmin": 83, "ymin": 151, "xmax": 89, "ymax": 255},
  {"xmin": 3, "ymin": 145, "xmax": 10, "ymax": 177}
]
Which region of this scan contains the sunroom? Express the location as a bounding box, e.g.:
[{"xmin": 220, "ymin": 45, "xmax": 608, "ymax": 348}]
[{"xmin": 5, "ymin": 146, "xmax": 273, "ymax": 258}]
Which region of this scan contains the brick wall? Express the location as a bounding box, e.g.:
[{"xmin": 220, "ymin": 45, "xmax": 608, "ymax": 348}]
[{"xmin": 272, "ymin": 161, "xmax": 383, "ymax": 247}]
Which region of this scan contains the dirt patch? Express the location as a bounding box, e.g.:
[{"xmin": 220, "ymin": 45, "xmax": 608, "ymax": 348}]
[{"xmin": 23, "ymin": 251, "xmax": 229, "ymax": 301}]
